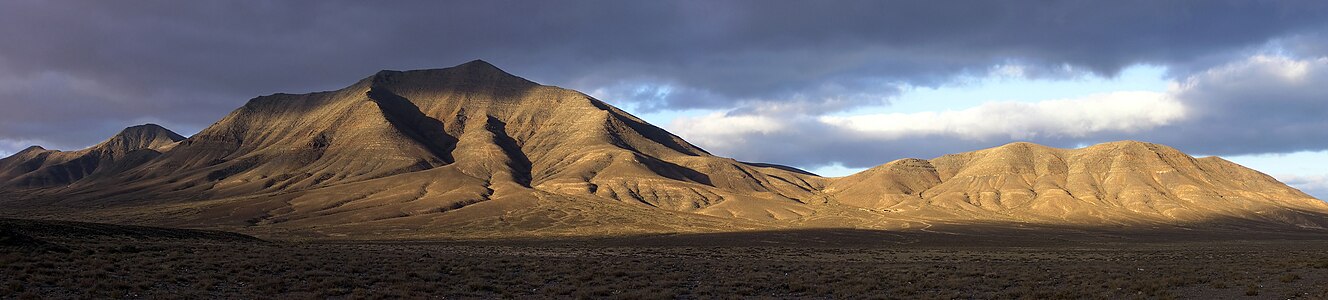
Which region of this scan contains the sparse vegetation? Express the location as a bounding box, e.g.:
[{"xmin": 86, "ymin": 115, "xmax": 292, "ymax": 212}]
[
  {"xmin": 3, "ymin": 219, "xmax": 1328, "ymax": 299},
  {"xmin": 1245, "ymin": 284, "xmax": 1260, "ymax": 296}
]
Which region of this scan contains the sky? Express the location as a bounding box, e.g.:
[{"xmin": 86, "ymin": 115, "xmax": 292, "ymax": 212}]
[{"xmin": 0, "ymin": 1, "xmax": 1325, "ymax": 199}]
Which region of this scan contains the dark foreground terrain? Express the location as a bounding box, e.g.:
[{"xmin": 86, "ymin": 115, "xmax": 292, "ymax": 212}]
[{"xmin": 3, "ymin": 218, "xmax": 1328, "ymax": 299}]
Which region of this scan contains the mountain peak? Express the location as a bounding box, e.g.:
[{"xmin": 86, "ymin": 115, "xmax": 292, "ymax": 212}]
[
  {"xmin": 440, "ymin": 59, "xmax": 516, "ymax": 78},
  {"xmin": 116, "ymin": 124, "xmax": 184, "ymax": 141},
  {"xmin": 998, "ymin": 141, "xmax": 1039, "ymax": 147},
  {"xmin": 98, "ymin": 124, "xmax": 185, "ymax": 154},
  {"xmin": 369, "ymin": 59, "xmax": 531, "ymax": 87},
  {"xmin": 1095, "ymin": 140, "xmax": 1153, "ymax": 147},
  {"xmin": 18, "ymin": 145, "xmax": 47, "ymax": 154},
  {"xmin": 989, "ymin": 141, "xmax": 1057, "ymax": 152},
  {"xmin": 457, "ymin": 59, "xmax": 498, "ymax": 70},
  {"xmin": 1081, "ymin": 140, "xmax": 1190, "ymax": 156},
  {"xmin": 6, "ymin": 145, "xmax": 52, "ymax": 160}
]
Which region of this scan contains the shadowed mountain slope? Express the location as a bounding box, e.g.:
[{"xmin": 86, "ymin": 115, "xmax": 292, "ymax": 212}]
[
  {"xmin": 0, "ymin": 60, "xmax": 826, "ymax": 238},
  {"xmin": 0, "ymin": 60, "xmax": 1324, "ymax": 239},
  {"xmin": 0, "ymin": 124, "xmax": 183, "ymax": 188}
]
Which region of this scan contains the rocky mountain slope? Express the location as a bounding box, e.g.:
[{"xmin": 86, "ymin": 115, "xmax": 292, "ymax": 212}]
[
  {"xmin": 0, "ymin": 124, "xmax": 183, "ymax": 188},
  {"xmin": 826, "ymin": 142, "xmax": 1328, "ymax": 227},
  {"xmin": 1, "ymin": 60, "xmax": 1324, "ymax": 239}
]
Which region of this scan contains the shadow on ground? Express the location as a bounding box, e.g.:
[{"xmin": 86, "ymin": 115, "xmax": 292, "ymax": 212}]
[{"xmin": 4, "ymin": 218, "xmax": 1328, "ymax": 299}]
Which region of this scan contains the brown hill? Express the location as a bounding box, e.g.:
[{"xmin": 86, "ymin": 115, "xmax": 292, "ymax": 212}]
[
  {"xmin": 0, "ymin": 124, "xmax": 183, "ymax": 188},
  {"xmin": 826, "ymin": 141, "xmax": 1328, "ymax": 228},
  {"xmin": 0, "ymin": 60, "xmax": 1324, "ymax": 239},
  {"xmin": 0, "ymin": 60, "xmax": 824, "ymax": 238}
]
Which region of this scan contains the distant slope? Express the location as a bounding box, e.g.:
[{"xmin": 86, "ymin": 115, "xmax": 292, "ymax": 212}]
[
  {"xmin": 826, "ymin": 141, "xmax": 1328, "ymax": 228},
  {"xmin": 0, "ymin": 60, "xmax": 1324, "ymax": 239},
  {"xmin": 0, "ymin": 124, "xmax": 183, "ymax": 188}
]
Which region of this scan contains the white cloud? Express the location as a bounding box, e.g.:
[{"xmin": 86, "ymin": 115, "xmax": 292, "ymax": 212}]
[
  {"xmin": 1184, "ymin": 54, "xmax": 1328, "ymax": 93},
  {"xmin": 1278, "ymin": 174, "xmax": 1328, "ymax": 200},
  {"xmin": 585, "ymin": 80, "xmax": 728, "ymax": 112},
  {"xmin": 806, "ymin": 163, "xmax": 867, "ymax": 178},
  {"xmin": 659, "ymin": 54, "xmax": 1328, "ymax": 171},
  {"xmin": 669, "ymin": 113, "xmax": 786, "ymax": 150},
  {"xmin": 817, "ymin": 91, "xmax": 1183, "ymax": 140}
]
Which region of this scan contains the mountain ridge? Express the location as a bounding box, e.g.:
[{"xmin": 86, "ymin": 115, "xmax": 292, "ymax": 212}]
[
  {"xmin": 0, "ymin": 123, "xmax": 185, "ymax": 188},
  {"xmin": 827, "ymin": 140, "xmax": 1327, "ymax": 228},
  {"xmin": 0, "ymin": 60, "xmax": 1324, "ymax": 239}
]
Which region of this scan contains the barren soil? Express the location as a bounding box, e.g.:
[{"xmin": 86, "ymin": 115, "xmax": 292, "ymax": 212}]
[{"xmin": 3, "ymin": 218, "xmax": 1327, "ymax": 299}]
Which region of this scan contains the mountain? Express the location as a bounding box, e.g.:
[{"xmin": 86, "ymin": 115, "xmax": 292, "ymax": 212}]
[
  {"xmin": 1, "ymin": 60, "xmax": 1325, "ymax": 239},
  {"xmin": 825, "ymin": 142, "xmax": 1328, "ymax": 228},
  {"xmin": 0, "ymin": 124, "xmax": 184, "ymax": 188},
  {"xmin": 0, "ymin": 60, "xmax": 825, "ymax": 237}
]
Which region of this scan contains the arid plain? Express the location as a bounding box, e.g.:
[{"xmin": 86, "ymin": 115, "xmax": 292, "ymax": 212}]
[{"xmin": 4, "ymin": 218, "xmax": 1328, "ymax": 299}]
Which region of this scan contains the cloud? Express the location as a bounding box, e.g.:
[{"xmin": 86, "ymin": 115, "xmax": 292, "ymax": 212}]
[
  {"xmin": 4, "ymin": 1, "xmax": 1328, "ymax": 151},
  {"xmin": 1279, "ymin": 174, "xmax": 1328, "ymax": 200},
  {"xmin": 1144, "ymin": 55, "xmax": 1328, "ymax": 155},
  {"xmin": 587, "ymin": 81, "xmax": 729, "ymax": 112},
  {"xmin": 819, "ymin": 91, "xmax": 1182, "ymax": 140},
  {"xmin": 671, "ymin": 54, "xmax": 1328, "ymax": 169},
  {"xmin": 669, "ymin": 113, "xmax": 787, "ymax": 151},
  {"xmin": 671, "ymin": 91, "xmax": 1184, "ymax": 167}
]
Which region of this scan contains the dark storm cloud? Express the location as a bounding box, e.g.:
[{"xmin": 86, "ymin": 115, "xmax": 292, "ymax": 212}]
[
  {"xmin": 1140, "ymin": 56, "xmax": 1328, "ymax": 156},
  {"xmin": 2, "ymin": 0, "xmax": 1328, "ymax": 153}
]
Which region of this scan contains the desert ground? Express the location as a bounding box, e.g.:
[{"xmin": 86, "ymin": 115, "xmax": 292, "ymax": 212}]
[{"xmin": 3, "ymin": 218, "xmax": 1327, "ymax": 299}]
